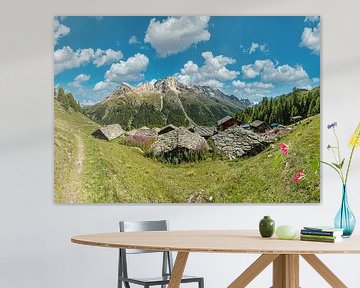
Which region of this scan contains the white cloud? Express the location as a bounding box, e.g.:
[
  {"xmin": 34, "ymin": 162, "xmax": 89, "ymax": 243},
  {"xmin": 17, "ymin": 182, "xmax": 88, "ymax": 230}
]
[
  {"xmin": 232, "ymin": 80, "xmax": 275, "ymax": 101},
  {"xmin": 249, "ymin": 43, "xmax": 259, "ymax": 54},
  {"xmin": 93, "ymin": 49, "xmax": 123, "ymax": 67},
  {"xmin": 262, "ymin": 64, "xmax": 309, "ymax": 83},
  {"xmin": 54, "ymin": 46, "xmax": 94, "ymax": 74},
  {"xmin": 232, "ymin": 80, "xmax": 247, "ymax": 89},
  {"xmin": 54, "ymin": 46, "xmax": 123, "ymax": 74},
  {"xmin": 300, "ymin": 22, "xmax": 320, "ymax": 54},
  {"xmin": 241, "ymin": 59, "xmax": 309, "ymax": 84},
  {"xmin": 104, "ymin": 53, "xmax": 149, "ymax": 83},
  {"xmin": 200, "ymin": 79, "xmax": 224, "ymax": 89},
  {"xmin": 129, "ymin": 35, "xmax": 140, "ymax": 45},
  {"xmin": 94, "ymin": 53, "xmax": 150, "ymax": 91},
  {"xmin": 312, "ymin": 77, "xmax": 320, "ymax": 83},
  {"xmin": 54, "ymin": 18, "xmax": 70, "ymax": 45},
  {"xmin": 69, "ymin": 74, "xmax": 90, "ymax": 88},
  {"xmin": 176, "ymin": 51, "xmax": 239, "ymax": 88},
  {"xmin": 241, "ymin": 64, "xmax": 260, "ymax": 79},
  {"xmin": 249, "ymin": 42, "xmax": 268, "ymax": 54},
  {"xmin": 232, "ymin": 80, "xmax": 274, "ymax": 94},
  {"xmin": 304, "ymin": 16, "xmax": 320, "ymax": 23},
  {"xmin": 144, "ymin": 16, "xmax": 211, "ymax": 57},
  {"xmin": 75, "ymin": 74, "xmax": 90, "ymax": 82},
  {"xmin": 93, "ymin": 81, "xmax": 110, "ymax": 91}
]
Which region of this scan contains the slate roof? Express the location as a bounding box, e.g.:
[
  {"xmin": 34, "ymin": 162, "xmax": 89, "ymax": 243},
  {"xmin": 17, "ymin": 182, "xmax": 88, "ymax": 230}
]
[
  {"xmin": 217, "ymin": 116, "xmax": 234, "ymax": 126},
  {"xmin": 127, "ymin": 127, "xmax": 159, "ymax": 137},
  {"xmin": 93, "ymin": 124, "xmax": 125, "ymax": 141},
  {"xmin": 151, "ymin": 127, "xmax": 209, "ymax": 156},
  {"xmin": 158, "ymin": 124, "xmax": 177, "ymax": 135},
  {"xmin": 250, "ymin": 120, "xmax": 264, "ymax": 128},
  {"xmin": 193, "ymin": 126, "xmax": 217, "ymax": 137}
]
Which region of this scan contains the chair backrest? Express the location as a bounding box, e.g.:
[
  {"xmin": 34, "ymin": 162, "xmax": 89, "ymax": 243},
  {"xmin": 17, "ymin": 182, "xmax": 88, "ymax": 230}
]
[
  {"xmin": 119, "ymin": 220, "xmax": 169, "ymax": 254},
  {"xmin": 118, "ymin": 220, "xmax": 173, "ymax": 282}
]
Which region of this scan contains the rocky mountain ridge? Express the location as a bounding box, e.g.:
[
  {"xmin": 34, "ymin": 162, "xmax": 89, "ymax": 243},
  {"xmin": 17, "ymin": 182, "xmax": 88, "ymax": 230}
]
[
  {"xmin": 104, "ymin": 77, "xmax": 248, "ymax": 105},
  {"xmin": 85, "ymin": 77, "xmax": 248, "ymax": 130},
  {"xmin": 86, "ymin": 77, "xmax": 250, "ymax": 129}
]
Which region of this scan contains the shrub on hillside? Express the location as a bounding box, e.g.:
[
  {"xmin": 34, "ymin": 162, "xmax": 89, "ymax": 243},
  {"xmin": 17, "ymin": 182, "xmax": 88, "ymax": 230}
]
[{"xmin": 122, "ymin": 135, "xmax": 155, "ymax": 152}]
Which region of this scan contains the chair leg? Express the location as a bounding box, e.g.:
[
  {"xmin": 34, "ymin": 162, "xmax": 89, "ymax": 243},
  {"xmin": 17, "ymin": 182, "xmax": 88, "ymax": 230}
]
[{"xmin": 199, "ymin": 278, "xmax": 204, "ymax": 288}]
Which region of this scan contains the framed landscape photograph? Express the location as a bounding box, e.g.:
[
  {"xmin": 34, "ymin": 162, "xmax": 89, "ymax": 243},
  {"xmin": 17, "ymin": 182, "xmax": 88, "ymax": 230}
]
[{"xmin": 54, "ymin": 16, "xmax": 320, "ymax": 203}]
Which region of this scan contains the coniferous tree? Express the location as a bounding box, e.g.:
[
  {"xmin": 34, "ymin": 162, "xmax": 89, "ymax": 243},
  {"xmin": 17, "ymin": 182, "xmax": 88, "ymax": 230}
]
[{"xmin": 236, "ymin": 87, "xmax": 320, "ymax": 125}]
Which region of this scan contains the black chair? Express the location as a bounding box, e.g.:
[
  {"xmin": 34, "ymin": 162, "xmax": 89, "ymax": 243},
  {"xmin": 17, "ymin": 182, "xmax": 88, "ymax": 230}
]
[{"xmin": 118, "ymin": 220, "xmax": 204, "ymax": 288}]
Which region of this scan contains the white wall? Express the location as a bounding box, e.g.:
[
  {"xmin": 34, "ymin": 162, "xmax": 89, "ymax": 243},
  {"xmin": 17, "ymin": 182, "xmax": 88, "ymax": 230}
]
[{"xmin": 1, "ymin": 0, "xmax": 360, "ymax": 287}]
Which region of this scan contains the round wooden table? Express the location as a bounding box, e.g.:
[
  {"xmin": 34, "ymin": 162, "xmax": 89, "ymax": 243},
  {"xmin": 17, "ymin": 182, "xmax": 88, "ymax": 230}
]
[{"xmin": 72, "ymin": 230, "xmax": 360, "ymax": 288}]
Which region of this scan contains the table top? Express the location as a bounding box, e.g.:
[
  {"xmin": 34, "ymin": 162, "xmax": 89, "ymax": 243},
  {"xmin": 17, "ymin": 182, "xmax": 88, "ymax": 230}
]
[{"xmin": 71, "ymin": 230, "xmax": 360, "ymax": 254}]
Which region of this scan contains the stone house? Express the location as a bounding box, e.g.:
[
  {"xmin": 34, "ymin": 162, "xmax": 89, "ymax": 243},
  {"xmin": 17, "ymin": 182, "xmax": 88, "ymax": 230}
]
[
  {"xmin": 189, "ymin": 126, "xmax": 217, "ymax": 139},
  {"xmin": 158, "ymin": 124, "xmax": 177, "ymax": 135},
  {"xmin": 92, "ymin": 124, "xmax": 125, "ymax": 141}
]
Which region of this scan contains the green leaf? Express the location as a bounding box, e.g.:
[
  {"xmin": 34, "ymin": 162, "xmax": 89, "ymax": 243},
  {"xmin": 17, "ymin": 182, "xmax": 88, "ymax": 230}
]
[
  {"xmin": 311, "ymin": 161, "xmax": 320, "ymax": 175},
  {"xmin": 272, "ymin": 155, "xmax": 282, "ymax": 168},
  {"xmin": 339, "ymin": 158, "xmax": 345, "ymax": 169},
  {"xmin": 332, "ymin": 162, "xmax": 342, "ymax": 169}
]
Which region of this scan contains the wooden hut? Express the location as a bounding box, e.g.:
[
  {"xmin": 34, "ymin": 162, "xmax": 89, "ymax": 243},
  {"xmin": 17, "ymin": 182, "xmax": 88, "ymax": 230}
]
[
  {"xmin": 250, "ymin": 120, "xmax": 271, "ymax": 133},
  {"xmin": 217, "ymin": 116, "xmax": 240, "ymax": 131}
]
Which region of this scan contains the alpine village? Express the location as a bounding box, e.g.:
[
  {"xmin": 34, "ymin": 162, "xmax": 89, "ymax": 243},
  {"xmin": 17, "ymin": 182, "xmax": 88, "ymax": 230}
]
[{"xmin": 54, "ymin": 77, "xmax": 320, "ymax": 203}]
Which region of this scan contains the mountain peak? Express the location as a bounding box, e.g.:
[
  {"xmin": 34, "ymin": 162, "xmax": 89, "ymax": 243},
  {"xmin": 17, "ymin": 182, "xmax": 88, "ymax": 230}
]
[
  {"xmin": 88, "ymin": 76, "xmax": 251, "ymax": 129},
  {"xmin": 163, "ymin": 76, "xmax": 179, "ymax": 85},
  {"xmin": 115, "ymin": 82, "xmax": 135, "ymax": 94},
  {"xmin": 154, "ymin": 77, "xmax": 188, "ymax": 93}
]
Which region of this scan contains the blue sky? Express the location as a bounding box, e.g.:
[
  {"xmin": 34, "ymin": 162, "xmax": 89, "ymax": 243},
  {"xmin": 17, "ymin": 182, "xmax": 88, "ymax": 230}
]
[{"xmin": 54, "ymin": 16, "xmax": 320, "ymax": 104}]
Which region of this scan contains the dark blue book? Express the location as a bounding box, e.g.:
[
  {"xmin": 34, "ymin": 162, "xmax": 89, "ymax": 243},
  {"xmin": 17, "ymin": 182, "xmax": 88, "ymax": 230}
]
[{"xmin": 301, "ymin": 226, "xmax": 343, "ymax": 237}]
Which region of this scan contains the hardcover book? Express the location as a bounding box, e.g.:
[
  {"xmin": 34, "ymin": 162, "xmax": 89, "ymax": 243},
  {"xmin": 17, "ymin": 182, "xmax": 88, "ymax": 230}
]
[
  {"xmin": 301, "ymin": 229, "xmax": 343, "ymax": 237},
  {"xmin": 300, "ymin": 236, "xmax": 343, "ymax": 243}
]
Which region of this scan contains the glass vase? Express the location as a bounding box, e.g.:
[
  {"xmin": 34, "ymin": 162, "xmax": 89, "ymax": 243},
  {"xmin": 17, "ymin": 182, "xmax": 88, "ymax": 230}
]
[{"xmin": 334, "ymin": 185, "xmax": 356, "ymax": 237}]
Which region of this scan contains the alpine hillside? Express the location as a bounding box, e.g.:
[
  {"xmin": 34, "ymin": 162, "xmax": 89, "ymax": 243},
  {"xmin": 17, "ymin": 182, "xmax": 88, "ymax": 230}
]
[{"xmin": 85, "ymin": 77, "xmax": 250, "ymax": 129}]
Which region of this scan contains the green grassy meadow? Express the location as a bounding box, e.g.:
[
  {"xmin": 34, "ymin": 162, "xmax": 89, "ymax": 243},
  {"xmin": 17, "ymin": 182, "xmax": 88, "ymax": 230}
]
[{"xmin": 54, "ymin": 100, "xmax": 320, "ymax": 203}]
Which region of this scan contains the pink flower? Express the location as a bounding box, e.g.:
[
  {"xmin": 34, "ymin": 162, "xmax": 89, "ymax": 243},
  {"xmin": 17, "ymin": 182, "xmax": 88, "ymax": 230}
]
[
  {"xmin": 280, "ymin": 143, "xmax": 289, "ymax": 155},
  {"xmin": 293, "ymin": 169, "xmax": 305, "ymax": 183}
]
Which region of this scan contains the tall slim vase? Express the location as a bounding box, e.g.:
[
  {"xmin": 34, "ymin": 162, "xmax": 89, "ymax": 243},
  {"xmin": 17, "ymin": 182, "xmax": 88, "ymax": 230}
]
[{"xmin": 334, "ymin": 185, "xmax": 356, "ymax": 237}]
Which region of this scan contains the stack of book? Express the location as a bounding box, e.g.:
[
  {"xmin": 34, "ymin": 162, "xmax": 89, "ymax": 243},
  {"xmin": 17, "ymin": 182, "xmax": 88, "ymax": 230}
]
[{"xmin": 300, "ymin": 226, "xmax": 344, "ymax": 243}]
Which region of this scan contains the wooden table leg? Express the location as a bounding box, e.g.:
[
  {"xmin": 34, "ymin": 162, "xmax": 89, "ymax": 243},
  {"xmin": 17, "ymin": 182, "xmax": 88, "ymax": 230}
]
[
  {"xmin": 301, "ymin": 254, "xmax": 347, "ymax": 288},
  {"xmin": 272, "ymin": 254, "xmax": 299, "ymax": 288},
  {"xmin": 228, "ymin": 254, "xmax": 279, "ymax": 288},
  {"xmin": 168, "ymin": 252, "xmax": 189, "ymax": 288}
]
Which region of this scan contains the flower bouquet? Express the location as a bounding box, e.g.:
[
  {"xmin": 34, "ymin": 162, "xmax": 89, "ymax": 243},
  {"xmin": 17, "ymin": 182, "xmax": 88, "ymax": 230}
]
[{"xmin": 322, "ymin": 122, "xmax": 360, "ymax": 237}]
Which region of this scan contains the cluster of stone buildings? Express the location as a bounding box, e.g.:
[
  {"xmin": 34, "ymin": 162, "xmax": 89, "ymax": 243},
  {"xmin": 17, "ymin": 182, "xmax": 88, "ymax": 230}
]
[
  {"xmin": 92, "ymin": 116, "xmax": 274, "ymax": 142},
  {"xmin": 91, "ymin": 115, "xmax": 283, "ymax": 161}
]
